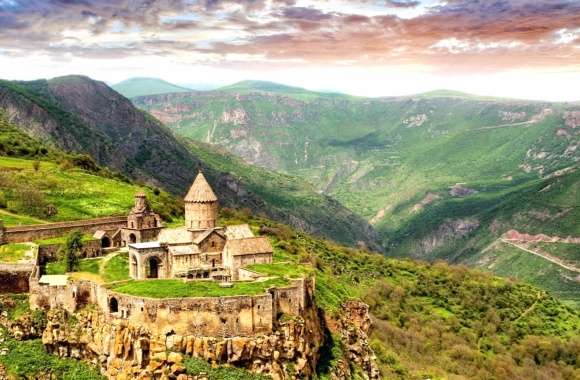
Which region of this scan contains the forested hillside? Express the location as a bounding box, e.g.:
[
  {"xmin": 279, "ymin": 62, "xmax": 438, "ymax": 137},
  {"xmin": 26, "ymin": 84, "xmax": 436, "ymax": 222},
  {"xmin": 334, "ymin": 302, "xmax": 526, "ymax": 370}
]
[{"xmin": 134, "ymin": 81, "xmax": 580, "ymax": 307}]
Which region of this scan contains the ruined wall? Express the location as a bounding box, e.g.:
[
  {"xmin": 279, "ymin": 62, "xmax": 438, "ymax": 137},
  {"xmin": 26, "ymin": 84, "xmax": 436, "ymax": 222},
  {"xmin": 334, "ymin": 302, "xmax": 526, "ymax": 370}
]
[
  {"xmin": 3, "ymin": 216, "xmax": 126, "ymax": 244},
  {"xmin": 0, "ymin": 263, "xmax": 34, "ymax": 293},
  {"xmin": 37, "ymin": 240, "xmax": 102, "ymax": 264},
  {"xmin": 231, "ymin": 253, "xmax": 272, "ymax": 280}
]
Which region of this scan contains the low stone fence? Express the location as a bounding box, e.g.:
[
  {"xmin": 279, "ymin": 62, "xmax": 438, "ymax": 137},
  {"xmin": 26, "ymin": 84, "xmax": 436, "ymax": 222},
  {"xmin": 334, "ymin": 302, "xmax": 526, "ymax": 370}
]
[{"xmin": 3, "ymin": 216, "xmax": 126, "ymax": 244}]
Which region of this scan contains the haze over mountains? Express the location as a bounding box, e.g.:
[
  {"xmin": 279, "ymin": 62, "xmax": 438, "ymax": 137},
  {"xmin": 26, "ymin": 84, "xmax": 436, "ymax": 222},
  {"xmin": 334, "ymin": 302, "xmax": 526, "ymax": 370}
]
[{"xmin": 127, "ymin": 77, "xmax": 579, "ymax": 307}]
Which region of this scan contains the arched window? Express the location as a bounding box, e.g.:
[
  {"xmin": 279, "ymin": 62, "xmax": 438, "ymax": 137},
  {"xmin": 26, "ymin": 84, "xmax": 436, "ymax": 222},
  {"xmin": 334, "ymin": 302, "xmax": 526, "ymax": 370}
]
[
  {"xmin": 129, "ymin": 233, "xmax": 137, "ymax": 244},
  {"xmin": 109, "ymin": 297, "xmax": 118, "ymax": 313}
]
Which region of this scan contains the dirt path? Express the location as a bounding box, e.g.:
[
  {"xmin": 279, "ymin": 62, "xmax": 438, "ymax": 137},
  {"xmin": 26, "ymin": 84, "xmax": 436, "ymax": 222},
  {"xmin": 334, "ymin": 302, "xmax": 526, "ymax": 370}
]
[
  {"xmin": 98, "ymin": 249, "xmax": 126, "ymax": 275},
  {"xmin": 514, "ymin": 291, "xmax": 543, "ymax": 322},
  {"xmin": 471, "ymin": 120, "xmax": 532, "ymax": 131},
  {"xmin": 501, "ymin": 239, "xmax": 580, "ymax": 273}
]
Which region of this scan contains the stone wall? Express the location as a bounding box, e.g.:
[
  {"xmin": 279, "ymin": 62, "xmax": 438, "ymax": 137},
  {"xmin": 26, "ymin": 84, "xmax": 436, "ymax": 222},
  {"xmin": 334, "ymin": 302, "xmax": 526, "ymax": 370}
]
[
  {"xmin": 38, "ymin": 239, "xmax": 102, "ymax": 265},
  {"xmin": 30, "ymin": 277, "xmax": 313, "ymax": 339},
  {"xmin": 0, "ymin": 263, "xmax": 34, "ymax": 293},
  {"xmin": 42, "ymin": 301, "xmax": 324, "ymax": 380},
  {"xmin": 3, "ymin": 216, "xmax": 126, "ymax": 244}
]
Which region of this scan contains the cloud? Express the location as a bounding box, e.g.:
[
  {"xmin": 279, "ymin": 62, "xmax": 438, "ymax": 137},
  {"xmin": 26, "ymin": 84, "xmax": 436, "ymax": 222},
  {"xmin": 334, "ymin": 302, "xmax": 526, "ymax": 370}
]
[{"xmin": 0, "ymin": 0, "xmax": 578, "ymax": 73}]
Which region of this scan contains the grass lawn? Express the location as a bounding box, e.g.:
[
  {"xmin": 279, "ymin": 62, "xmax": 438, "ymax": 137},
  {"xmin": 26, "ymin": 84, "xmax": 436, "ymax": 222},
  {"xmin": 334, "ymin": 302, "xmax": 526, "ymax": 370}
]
[
  {"xmin": 46, "ymin": 257, "xmax": 102, "ymax": 275},
  {"xmin": 110, "ymin": 277, "xmax": 288, "ymax": 298},
  {"xmin": 0, "ymin": 243, "xmax": 34, "ymax": 263},
  {"xmin": 247, "ymin": 262, "xmax": 312, "ymax": 279},
  {"xmin": 102, "ymin": 253, "xmax": 130, "ymax": 282},
  {"xmin": 0, "ymin": 209, "xmax": 46, "ymax": 226},
  {"xmin": 0, "ymin": 156, "xmax": 172, "ymax": 222}
]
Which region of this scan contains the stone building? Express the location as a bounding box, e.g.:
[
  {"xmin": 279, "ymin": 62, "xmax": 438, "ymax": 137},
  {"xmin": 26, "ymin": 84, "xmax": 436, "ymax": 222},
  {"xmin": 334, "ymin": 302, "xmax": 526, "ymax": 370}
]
[
  {"xmin": 128, "ymin": 172, "xmax": 273, "ymax": 281},
  {"xmin": 120, "ymin": 191, "xmax": 163, "ymax": 246}
]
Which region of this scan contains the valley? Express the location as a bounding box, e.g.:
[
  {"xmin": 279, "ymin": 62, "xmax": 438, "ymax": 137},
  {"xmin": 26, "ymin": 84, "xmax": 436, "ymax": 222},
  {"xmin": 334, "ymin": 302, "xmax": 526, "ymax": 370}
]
[{"xmin": 130, "ymin": 79, "xmax": 579, "ymax": 307}]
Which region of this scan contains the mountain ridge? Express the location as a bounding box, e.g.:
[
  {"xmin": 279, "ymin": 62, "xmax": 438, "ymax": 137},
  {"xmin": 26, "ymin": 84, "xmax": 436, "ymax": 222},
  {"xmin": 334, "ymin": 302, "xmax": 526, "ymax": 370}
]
[{"xmin": 0, "ymin": 75, "xmax": 381, "ymax": 250}]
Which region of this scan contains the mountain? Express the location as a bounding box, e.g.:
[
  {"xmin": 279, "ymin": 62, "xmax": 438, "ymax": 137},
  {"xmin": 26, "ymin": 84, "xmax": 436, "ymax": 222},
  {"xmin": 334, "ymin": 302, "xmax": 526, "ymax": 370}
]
[
  {"xmin": 0, "ymin": 76, "xmax": 380, "ymax": 249},
  {"xmin": 112, "ymin": 77, "xmax": 192, "ymax": 98},
  {"xmin": 133, "ymin": 84, "xmax": 580, "ymax": 305}
]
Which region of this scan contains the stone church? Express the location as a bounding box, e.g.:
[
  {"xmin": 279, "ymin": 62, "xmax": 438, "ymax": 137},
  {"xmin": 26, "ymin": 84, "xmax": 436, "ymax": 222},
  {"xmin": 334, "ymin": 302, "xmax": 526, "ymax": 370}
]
[{"xmin": 124, "ymin": 172, "xmax": 273, "ymax": 281}]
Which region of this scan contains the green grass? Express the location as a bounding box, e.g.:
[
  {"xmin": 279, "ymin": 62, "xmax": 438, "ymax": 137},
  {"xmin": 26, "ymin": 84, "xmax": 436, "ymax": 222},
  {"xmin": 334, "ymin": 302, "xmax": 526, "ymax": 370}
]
[
  {"xmin": 0, "ymin": 243, "xmax": 33, "ymax": 263},
  {"xmin": 0, "ymin": 209, "xmax": 46, "ymax": 226},
  {"xmin": 110, "ymin": 277, "xmax": 288, "ymax": 298},
  {"xmin": 46, "ymin": 257, "xmax": 102, "ymax": 275},
  {"xmin": 0, "ymin": 330, "xmax": 104, "ymax": 380},
  {"xmin": 246, "ymin": 262, "xmax": 312, "ymax": 279},
  {"xmin": 529, "ymin": 242, "xmax": 580, "ymax": 263},
  {"xmin": 473, "ymin": 241, "xmax": 580, "ymax": 309},
  {"xmin": 102, "ymin": 253, "xmax": 130, "ymax": 282},
  {"xmin": 0, "ymin": 156, "xmax": 180, "ymax": 224},
  {"xmin": 220, "ymin": 210, "xmax": 580, "ymax": 379},
  {"xmin": 184, "ymin": 356, "xmax": 270, "ymax": 380},
  {"xmin": 34, "ymin": 234, "xmax": 96, "ymax": 246}
]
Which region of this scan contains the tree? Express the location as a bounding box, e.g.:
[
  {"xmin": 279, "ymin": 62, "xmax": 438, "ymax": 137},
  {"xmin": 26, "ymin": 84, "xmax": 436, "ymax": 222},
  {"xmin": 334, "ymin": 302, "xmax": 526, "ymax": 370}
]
[{"xmin": 60, "ymin": 230, "xmax": 83, "ymax": 272}]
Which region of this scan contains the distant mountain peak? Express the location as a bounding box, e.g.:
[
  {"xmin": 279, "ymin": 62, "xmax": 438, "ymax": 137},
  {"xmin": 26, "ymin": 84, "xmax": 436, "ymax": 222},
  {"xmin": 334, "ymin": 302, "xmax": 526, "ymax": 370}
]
[{"xmin": 112, "ymin": 77, "xmax": 191, "ymax": 98}]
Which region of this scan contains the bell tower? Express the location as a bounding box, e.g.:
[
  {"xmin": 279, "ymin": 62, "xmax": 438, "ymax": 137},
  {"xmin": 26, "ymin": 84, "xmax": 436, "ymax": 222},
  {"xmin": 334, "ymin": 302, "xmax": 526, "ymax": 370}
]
[
  {"xmin": 184, "ymin": 171, "xmax": 218, "ymax": 231},
  {"xmin": 121, "ymin": 191, "xmax": 163, "ymax": 246}
]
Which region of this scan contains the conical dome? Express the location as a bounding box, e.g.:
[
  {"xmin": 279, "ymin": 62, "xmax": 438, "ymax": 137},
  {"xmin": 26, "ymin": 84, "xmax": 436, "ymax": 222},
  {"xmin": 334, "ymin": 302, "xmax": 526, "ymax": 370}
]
[{"xmin": 185, "ymin": 172, "xmax": 218, "ymax": 203}]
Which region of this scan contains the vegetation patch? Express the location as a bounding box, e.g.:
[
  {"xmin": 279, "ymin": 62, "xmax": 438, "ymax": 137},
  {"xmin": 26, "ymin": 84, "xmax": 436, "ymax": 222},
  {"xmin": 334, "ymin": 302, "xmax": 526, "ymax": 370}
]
[
  {"xmin": 184, "ymin": 356, "xmax": 270, "ymax": 380},
  {"xmin": 0, "ymin": 329, "xmax": 104, "ymax": 380},
  {"xmin": 0, "ymin": 243, "xmax": 34, "ymax": 263},
  {"xmin": 110, "ymin": 277, "xmax": 288, "ymax": 298},
  {"xmin": 46, "ymin": 257, "xmax": 102, "ymax": 275},
  {"xmin": 101, "ymin": 252, "xmax": 130, "ymax": 282}
]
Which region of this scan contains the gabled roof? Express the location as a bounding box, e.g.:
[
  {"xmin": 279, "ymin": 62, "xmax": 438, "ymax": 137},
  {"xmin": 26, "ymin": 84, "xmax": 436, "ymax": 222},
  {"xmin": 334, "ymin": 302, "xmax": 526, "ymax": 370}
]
[
  {"xmin": 193, "ymin": 228, "xmax": 225, "ymax": 245},
  {"xmin": 129, "ymin": 241, "xmax": 161, "ymax": 249},
  {"xmin": 225, "ymin": 224, "xmax": 254, "ymax": 240},
  {"xmin": 158, "ymin": 227, "xmax": 193, "ymax": 245},
  {"xmin": 185, "ymin": 172, "xmax": 218, "ymax": 203},
  {"xmin": 224, "ymin": 236, "xmax": 273, "ymax": 256}
]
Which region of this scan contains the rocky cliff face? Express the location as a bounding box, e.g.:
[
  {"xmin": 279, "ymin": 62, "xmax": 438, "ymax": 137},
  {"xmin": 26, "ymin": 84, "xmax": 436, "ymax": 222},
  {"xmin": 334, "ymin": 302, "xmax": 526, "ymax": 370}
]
[
  {"xmin": 42, "ymin": 306, "xmax": 325, "ymax": 380},
  {"xmin": 326, "ymin": 301, "xmax": 380, "ymax": 380}
]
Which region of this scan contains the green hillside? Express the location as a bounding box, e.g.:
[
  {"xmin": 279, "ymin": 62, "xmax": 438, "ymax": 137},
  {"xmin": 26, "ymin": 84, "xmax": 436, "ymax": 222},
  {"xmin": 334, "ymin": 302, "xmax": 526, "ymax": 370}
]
[
  {"xmin": 0, "ymin": 76, "xmax": 380, "ymax": 249},
  {"xmin": 112, "ymin": 77, "xmax": 192, "ymax": 98},
  {"xmin": 134, "ymin": 86, "xmax": 580, "ymax": 306},
  {"xmin": 217, "ymin": 209, "xmax": 580, "ymax": 379},
  {"xmin": 0, "ymin": 131, "xmax": 577, "ymax": 377}
]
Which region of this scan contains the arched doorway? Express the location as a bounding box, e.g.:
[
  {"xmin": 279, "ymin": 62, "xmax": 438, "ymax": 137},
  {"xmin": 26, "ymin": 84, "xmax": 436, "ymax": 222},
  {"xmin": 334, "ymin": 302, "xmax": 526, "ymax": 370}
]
[
  {"xmin": 129, "ymin": 233, "xmax": 137, "ymax": 244},
  {"xmin": 147, "ymin": 256, "xmax": 161, "ymax": 278},
  {"xmin": 109, "ymin": 297, "xmax": 118, "ymax": 313},
  {"xmin": 101, "ymin": 236, "xmax": 111, "ymax": 248}
]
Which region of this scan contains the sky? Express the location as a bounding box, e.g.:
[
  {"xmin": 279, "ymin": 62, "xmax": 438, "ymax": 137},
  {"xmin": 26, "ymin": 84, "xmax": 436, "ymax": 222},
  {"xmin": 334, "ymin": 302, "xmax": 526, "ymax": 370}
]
[{"xmin": 0, "ymin": 0, "xmax": 579, "ymax": 101}]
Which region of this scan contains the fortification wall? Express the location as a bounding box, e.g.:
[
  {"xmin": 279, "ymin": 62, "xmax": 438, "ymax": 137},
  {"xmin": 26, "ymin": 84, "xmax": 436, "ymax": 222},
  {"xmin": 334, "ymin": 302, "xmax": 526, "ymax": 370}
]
[
  {"xmin": 30, "ymin": 277, "xmax": 313, "ymax": 338},
  {"xmin": 3, "ymin": 216, "xmax": 126, "ymax": 244}
]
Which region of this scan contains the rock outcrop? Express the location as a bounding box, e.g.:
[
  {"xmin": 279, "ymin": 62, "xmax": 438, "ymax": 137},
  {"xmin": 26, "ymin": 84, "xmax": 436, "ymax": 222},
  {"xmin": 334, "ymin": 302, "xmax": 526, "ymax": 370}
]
[
  {"xmin": 327, "ymin": 300, "xmax": 380, "ymax": 380},
  {"xmin": 42, "ymin": 306, "xmax": 324, "ymax": 380}
]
